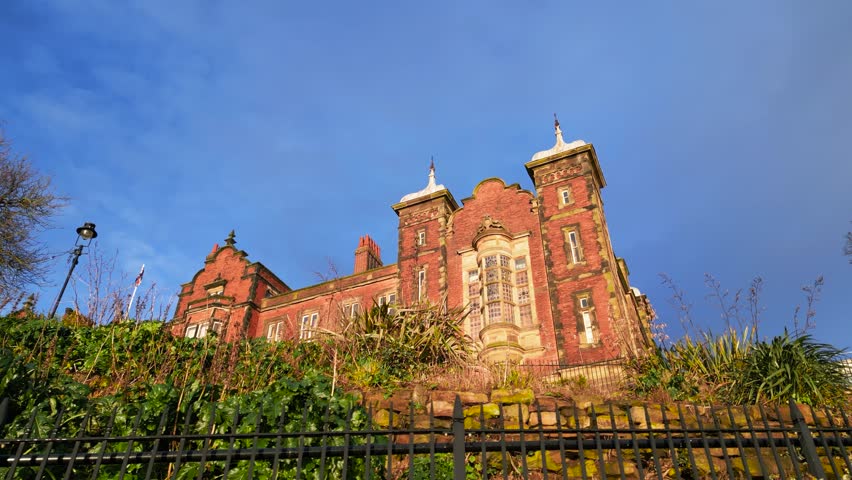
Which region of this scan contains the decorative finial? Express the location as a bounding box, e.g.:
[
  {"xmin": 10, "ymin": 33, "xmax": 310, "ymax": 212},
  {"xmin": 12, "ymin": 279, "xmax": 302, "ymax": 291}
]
[
  {"xmin": 225, "ymin": 230, "xmax": 236, "ymax": 246},
  {"xmin": 426, "ymin": 157, "xmax": 437, "ymax": 188},
  {"xmin": 430, "ymin": 156, "xmax": 435, "ymax": 172},
  {"xmin": 553, "ymin": 113, "xmax": 565, "ymax": 146}
]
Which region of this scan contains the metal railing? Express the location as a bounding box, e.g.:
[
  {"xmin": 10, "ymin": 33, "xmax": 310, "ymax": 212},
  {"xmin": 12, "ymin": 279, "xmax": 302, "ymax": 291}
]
[
  {"xmin": 1, "ymin": 396, "xmax": 850, "ymax": 479},
  {"xmin": 517, "ymin": 358, "xmax": 628, "ymax": 391}
]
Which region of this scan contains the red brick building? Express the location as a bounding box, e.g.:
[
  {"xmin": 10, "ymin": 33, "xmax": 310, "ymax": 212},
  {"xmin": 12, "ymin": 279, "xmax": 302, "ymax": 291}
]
[{"xmin": 172, "ymin": 121, "xmax": 654, "ymax": 363}]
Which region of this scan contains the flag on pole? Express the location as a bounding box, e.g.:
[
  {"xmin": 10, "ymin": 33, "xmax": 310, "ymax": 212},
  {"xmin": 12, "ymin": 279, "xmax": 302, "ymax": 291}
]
[{"xmin": 134, "ymin": 264, "xmax": 145, "ymax": 287}]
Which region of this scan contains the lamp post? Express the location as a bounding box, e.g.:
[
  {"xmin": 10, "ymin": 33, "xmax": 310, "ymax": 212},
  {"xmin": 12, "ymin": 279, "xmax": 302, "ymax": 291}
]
[{"xmin": 48, "ymin": 222, "xmax": 98, "ymax": 319}]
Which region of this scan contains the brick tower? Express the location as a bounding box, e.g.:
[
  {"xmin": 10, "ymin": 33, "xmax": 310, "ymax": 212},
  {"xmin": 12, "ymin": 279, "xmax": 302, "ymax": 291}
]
[
  {"xmin": 392, "ymin": 160, "xmax": 459, "ymax": 305},
  {"xmin": 525, "ymin": 117, "xmax": 643, "ymax": 363}
]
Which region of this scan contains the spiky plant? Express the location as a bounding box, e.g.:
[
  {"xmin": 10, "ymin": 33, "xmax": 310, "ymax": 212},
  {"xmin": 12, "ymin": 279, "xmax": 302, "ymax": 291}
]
[
  {"xmin": 323, "ymin": 300, "xmax": 473, "ymax": 389},
  {"xmin": 734, "ymin": 331, "xmax": 851, "ymax": 406}
]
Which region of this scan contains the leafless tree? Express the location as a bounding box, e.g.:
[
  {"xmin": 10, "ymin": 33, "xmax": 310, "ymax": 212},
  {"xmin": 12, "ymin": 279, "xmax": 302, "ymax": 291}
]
[
  {"xmin": 69, "ymin": 243, "xmax": 175, "ymax": 325},
  {"xmin": 0, "ymin": 127, "xmax": 65, "ymax": 302}
]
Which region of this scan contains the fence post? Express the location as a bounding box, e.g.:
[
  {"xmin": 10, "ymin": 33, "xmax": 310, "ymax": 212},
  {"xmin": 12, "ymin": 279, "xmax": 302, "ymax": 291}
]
[
  {"xmin": 0, "ymin": 398, "xmax": 8, "ymax": 430},
  {"xmin": 790, "ymin": 400, "xmax": 826, "ymax": 479},
  {"xmin": 452, "ymin": 395, "xmax": 465, "ymax": 480}
]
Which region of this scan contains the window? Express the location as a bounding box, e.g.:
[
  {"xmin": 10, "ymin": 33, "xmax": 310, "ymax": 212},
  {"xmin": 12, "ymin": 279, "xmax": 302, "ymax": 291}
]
[
  {"xmin": 468, "ymin": 270, "xmax": 479, "ymax": 283},
  {"xmin": 486, "ymin": 284, "xmax": 499, "ymax": 301},
  {"xmin": 516, "ymin": 270, "xmax": 528, "ymax": 286},
  {"xmin": 186, "ymin": 320, "xmax": 222, "ymax": 339},
  {"xmin": 378, "ymin": 292, "xmax": 397, "ymax": 314},
  {"xmin": 487, "ymin": 303, "xmax": 502, "ymax": 322},
  {"xmin": 514, "ymin": 257, "xmax": 527, "ymax": 270},
  {"xmin": 265, "ymin": 287, "xmax": 280, "ymax": 298},
  {"xmin": 501, "ymin": 283, "xmax": 513, "ymax": 301},
  {"xmin": 559, "ymin": 187, "xmax": 573, "ymax": 205},
  {"xmin": 484, "ymin": 255, "xmax": 498, "ymax": 268},
  {"xmin": 517, "ymin": 286, "xmax": 530, "ymax": 304},
  {"xmin": 378, "ymin": 292, "xmax": 397, "ymax": 306},
  {"xmin": 343, "ymin": 303, "xmax": 361, "ymax": 319},
  {"xmin": 417, "ymin": 230, "xmax": 426, "ymax": 246},
  {"xmin": 300, "ymin": 313, "xmax": 318, "ymax": 340},
  {"xmin": 483, "ymin": 255, "xmax": 515, "ymax": 326},
  {"xmin": 467, "ymin": 269, "xmax": 482, "ymax": 340},
  {"xmin": 267, "ymin": 321, "xmax": 284, "ymax": 341},
  {"xmin": 577, "ymin": 295, "xmax": 598, "ymax": 345},
  {"xmin": 417, "ymin": 269, "xmax": 426, "ymax": 301},
  {"xmin": 185, "ymin": 324, "xmax": 198, "ymax": 338},
  {"xmin": 581, "ymin": 312, "xmax": 595, "ymax": 344},
  {"xmin": 208, "ymin": 287, "xmax": 223, "ymax": 296},
  {"xmin": 566, "ymin": 229, "xmax": 583, "ymax": 264}
]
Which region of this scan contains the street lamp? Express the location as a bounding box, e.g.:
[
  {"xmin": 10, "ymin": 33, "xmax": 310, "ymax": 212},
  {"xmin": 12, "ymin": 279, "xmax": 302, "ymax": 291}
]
[{"xmin": 48, "ymin": 222, "xmax": 98, "ymax": 319}]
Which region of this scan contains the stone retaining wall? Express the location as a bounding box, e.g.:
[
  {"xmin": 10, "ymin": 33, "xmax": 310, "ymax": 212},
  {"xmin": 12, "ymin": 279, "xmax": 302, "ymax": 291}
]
[{"xmin": 355, "ymin": 388, "xmax": 852, "ymax": 478}]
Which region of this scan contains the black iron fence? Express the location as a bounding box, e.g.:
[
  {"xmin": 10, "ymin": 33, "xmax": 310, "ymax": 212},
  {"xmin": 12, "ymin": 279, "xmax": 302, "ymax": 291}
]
[{"xmin": 1, "ymin": 396, "xmax": 850, "ymax": 479}]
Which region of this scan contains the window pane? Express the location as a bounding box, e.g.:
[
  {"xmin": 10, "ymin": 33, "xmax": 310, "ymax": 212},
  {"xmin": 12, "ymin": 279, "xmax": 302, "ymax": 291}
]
[
  {"xmin": 500, "ymin": 255, "xmax": 511, "ymax": 267},
  {"xmin": 485, "ymin": 269, "xmax": 498, "ymax": 283},
  {"xmin": 486, "ymin": 284, "xmax": 499, "ymax": 301},
  {"xmin": 388, "ymin": 293, "xmax": 396, "ymax": 304},
  {"xmin": 470, "ymin": 317, "xmax": 481, "ymax": 340},
  {"xmin": 468, "ymin": 270, "xmax": 479, "ymax": 282},
  {"xmin": 516, "ymin": 271, "xmax": 528, "ymax": 285},
  {"xmin": 484, "ymin": 255, "xmax": 497, "ymax": 268},
  {"xmin": 518, "ymin": 286, "xmax": 530, "ymax": 304},
  {"xmin": 504, "ymin": 303, "xmax": 515, "ymax": 323},
  {"xmin": 514, "ymin": 257, "xmax": 527, "ymax": 270},
  {"xmin": 502, "ymin": 283, "xmax": 513, "ymax": 301},
  {"xmin": 186, "ymin": 325, "xmax": 198, "ymax": 338},
  {"xmin": 487, "ymin": 303, "xmax": 502, "ymax": 323}
]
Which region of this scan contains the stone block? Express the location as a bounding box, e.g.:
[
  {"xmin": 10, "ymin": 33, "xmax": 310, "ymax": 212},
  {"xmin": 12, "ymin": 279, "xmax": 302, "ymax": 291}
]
[{"xmin": 491, "ymin": 388, "xmax": 535, "ymax": 405}]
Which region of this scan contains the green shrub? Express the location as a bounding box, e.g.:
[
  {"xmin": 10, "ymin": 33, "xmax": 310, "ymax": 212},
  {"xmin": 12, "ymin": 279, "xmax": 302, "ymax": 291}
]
[
  {"xmin": 0, "ymin": 316, "xmax": 368, "ymax": 478},
  {"xmin": 733, "ymin": 331, "xmax": 851, "ymax": 406},
  {"xmin": 628, "ymin": 328, "xmax": 850, "ymax": 406},
  {"xmin": 326, "ymin": 302, "xmax": 473, "ymax": 390}
]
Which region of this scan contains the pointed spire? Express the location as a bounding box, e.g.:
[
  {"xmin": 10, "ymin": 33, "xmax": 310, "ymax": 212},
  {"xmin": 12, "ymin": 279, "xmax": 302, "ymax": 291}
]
[
  {"xmin": 429, "ymin": 155, "xmax": 435, "ymax": 173},
  {"xmin": 224, "ymin": 230, "xmax": 236, "ymax": 247}
]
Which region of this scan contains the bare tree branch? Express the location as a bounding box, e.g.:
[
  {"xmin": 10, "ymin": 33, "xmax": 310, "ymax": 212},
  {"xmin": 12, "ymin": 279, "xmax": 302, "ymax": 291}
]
[{"xmin": 0, "ymin": 127, "xmax": 66, "ymax": 300}]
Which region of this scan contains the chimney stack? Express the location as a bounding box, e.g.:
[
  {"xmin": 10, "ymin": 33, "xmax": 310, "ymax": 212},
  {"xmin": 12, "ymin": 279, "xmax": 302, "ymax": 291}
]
[{"xmin": 354, "ymin": 235, "xmax": 383, "ymax": 274}]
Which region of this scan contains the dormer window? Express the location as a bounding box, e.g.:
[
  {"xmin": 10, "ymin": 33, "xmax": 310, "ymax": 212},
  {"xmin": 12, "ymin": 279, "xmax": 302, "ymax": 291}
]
[{"xmin": 204, "ymin": 278, "xmax": 228, "ymax": 297}]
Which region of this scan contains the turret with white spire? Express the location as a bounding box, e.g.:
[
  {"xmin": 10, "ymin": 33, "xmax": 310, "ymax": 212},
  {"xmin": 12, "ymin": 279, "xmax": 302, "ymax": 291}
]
[
  {"xmin": 399, "ymin": 157, "xmax": 448, "ymax": 203},
  {"xmin": 529, "ymin": 114, "xmax": 587, "ymax": 162}
]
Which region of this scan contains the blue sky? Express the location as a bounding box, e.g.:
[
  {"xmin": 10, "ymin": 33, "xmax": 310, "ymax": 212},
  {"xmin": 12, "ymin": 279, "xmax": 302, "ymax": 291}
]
[{"xmin": 1, "ymin": 1, "xmax": 850, "ymax": 347}]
